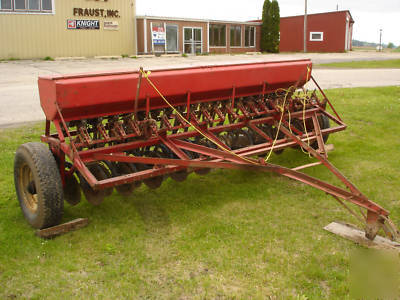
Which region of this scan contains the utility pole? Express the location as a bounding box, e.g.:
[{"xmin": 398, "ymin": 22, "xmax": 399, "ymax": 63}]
[
  {"xmin": 304, "ymin": 0, "xmax": 307, "ymax": 53},
  {"xmin": 379, "ymin": 29, "xmax": 383, "ymax": 52}
]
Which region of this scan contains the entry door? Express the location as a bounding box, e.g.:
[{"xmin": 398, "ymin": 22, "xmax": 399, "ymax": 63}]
[
  {"xmin": 166, "ymin": 24, "xmax": 178, "ymax": 53},
  {"xmin": 184, "ymin": 28, "xmax": 202, "ymax": 54}
]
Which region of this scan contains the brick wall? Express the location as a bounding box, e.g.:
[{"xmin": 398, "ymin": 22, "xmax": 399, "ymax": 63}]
[{"xmin": 137, "ymin": 17, "xmax": 261, "ymax": 55}]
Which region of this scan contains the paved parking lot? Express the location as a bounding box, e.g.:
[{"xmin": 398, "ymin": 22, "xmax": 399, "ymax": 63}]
[{"xmin": 0, "ymin": 51, "xmax": 399, "ymax": 127}]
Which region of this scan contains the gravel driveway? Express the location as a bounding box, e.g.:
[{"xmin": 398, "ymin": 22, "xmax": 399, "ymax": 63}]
[{"xmin": 0, "ymin": 51, "xmax": 399, "ymax": 127}]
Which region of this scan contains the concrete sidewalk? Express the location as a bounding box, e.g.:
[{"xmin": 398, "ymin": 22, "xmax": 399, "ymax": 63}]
[{"xmin": 0, "ymin": 51, "xmax": 399, "ymax": 127}]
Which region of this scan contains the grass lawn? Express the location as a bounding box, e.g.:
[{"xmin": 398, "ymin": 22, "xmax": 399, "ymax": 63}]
[
  {"xmin": 318, "ymin": 59, "xmax": 400, "ymax": 69},
  {"xmin": 352, "ymin": 47, "xmax": 400, "ymax": 53},
  {"xmin": 0, "ymin": 87, "xmax": 399, "ymax": 299}
]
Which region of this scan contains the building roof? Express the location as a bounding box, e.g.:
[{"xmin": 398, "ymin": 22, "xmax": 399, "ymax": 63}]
[
  {"xmin": 136, "ymin": 10, "xmax": 354, "ymax": 26},
  {"xmin": 280, "ymin": 10, "xmax": 354, "ymax": 23},
  {"xmin": 136, "ymin": 15, "xmax": 262, "ymax": 26}
]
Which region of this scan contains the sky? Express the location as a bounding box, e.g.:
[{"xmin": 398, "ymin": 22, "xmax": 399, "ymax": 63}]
[{"xmin": 137, "ymin": 0, "xmax": 400, "ymax": 46}]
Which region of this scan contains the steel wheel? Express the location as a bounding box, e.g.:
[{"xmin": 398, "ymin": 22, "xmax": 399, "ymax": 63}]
[
  {"xmin": 194, "ymin": 139, "xmax": 215, "ymax": 176},
  {"xmin": 114, "ymin": 162, "xmax": 139, "ymax": 196},
  {"xmin": 63, "ymin": 174, "xmax": 81, "ymax": 206},
  {"xmin": 79, "ymin": 164, "xmax": 107, "ymax": 206},
  {"xmin": 96, "ymin": 163, "xmax": 114, "ymax": 197},
  {"xmin": 19, "ymin": 164, "xmax": 38, "ymax": 213},
  {"xmin": 170, "ymin": 148, "xmax": 191, "ymax": 182},
  {"xmin": 142, "ymin": 149, "xmax": 165, "ymax": 189},
  {"xmin": 143, "ymin": 176, "xmax": 163, "ymax": 189},
  {"xmin": 229, "ymin": 129, "xmax": 253, "ymax": 150},
  {"xmin": 170, "ymin": 170, "xmax": 189, "ymax": 182}
]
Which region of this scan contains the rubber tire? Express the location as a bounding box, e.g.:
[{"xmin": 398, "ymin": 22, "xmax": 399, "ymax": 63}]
[{"xmin": 14, "ymin": 142, "xmax": 63, "ymax": 229}]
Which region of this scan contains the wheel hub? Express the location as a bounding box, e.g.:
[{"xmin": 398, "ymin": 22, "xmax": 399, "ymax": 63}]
[{"xmin": 20, "ymin": 164, "xmax": 38, "ymax": 213}]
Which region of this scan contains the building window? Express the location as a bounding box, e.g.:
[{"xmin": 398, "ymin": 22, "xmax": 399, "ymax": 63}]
[
  {"xmin": 230, "ymin": 25, "xmax": 242, "ymax": 47},
  {"xmin": 310, "ymin": 32, "xmax": 324, "ymax": 41},
  {"xmin": 28, "ymin": 0, "xmax": 39, "ymax": 10},
  {"xmin": 41, "ymin": 0, "xmax": 51, "ymax": 11},
  {"xmin": 209, "ymin": 24, "xmax": 226, "ymax": 47},
  {"xmin": 0, "ymin": 0, "xmax": 12, "ymax": 9},
  {"xmin": 245, "ymin": 26, "xmax": 255, "ymax": 47},
  {"xmin": 0, "ymin": 0, "xmax": 53, "ymax": 12},
  {"xmin": 14, "ymin": 0, "xmax": 25, "ymax": 9}
]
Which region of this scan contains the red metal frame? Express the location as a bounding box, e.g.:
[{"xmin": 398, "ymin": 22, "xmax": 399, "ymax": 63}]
[{"xmin": 38, "ymin": 60, "xmax": 399, "ymax": 242}]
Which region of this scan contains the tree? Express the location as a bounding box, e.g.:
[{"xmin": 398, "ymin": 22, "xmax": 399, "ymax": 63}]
[
  {"xmin": 387, "ymin": 42, "xmax": 395, "ymax": 49},
  {"xmin": 261, "ymin": 0, "xmax": 280, "ymax": 53},
  {"xmin": 260, "ymin": 0, "xmax": 271, "ymax": 52},
  {"xmin": 270, "ymin": 0, "xmax": 280, "ymax": 53}
]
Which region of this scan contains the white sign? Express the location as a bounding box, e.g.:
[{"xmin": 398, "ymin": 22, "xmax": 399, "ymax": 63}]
[
  {"xmin": 152, "ymin": 27, "xmax": 166, "ymax": 45},
  {"xmin": 104, "ymin": 21, "xmax": 119, "ymax": 30},
  {"xmin": 67, "ymin": 19, "xmax": 100, "ymax": 30}
]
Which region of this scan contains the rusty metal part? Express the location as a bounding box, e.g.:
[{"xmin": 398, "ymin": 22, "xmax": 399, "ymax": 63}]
[
  {"xmin": 142, "ymin": 119, "xmax": 158, "ymax": 139},
  {"xmin": 381, "ymin": 216, "xmax": 400, "ymax": 242},
  {"xmin": 365, "ymin": 211, "xmax": 384, "ymax": 241}
]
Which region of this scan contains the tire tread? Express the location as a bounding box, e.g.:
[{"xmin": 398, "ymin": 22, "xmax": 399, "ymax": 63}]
[{"xmin": 14, "ymin": 142, "xmax": 63, "ymax": 229}]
